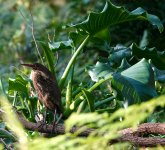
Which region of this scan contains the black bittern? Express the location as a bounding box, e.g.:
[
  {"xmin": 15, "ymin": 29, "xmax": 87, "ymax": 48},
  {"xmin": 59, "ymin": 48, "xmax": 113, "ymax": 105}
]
[{"xmin": 21, "ymin": 63, "xmax": 62, "ymax": 133}]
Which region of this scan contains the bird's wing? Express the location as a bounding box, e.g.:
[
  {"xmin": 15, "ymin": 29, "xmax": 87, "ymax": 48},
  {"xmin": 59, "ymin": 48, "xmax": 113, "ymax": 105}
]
[{"xmin": 37, "ymin": 72, "xmax": 61, "ymax": 99}]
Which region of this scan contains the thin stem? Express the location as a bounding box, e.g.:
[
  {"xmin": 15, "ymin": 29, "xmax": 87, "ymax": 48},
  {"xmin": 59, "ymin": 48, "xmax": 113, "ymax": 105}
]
[
  {"xmin": 29, "ymin": 11, "xmax": 44, "ymax": 65},
  {"xmin": 77, "ymin": 100, "xmax": 87, "ymax": 114},
  {"xmin": 60, "ymin": 35, "xmax": 90, "ymax": 89},
  {"xmin": 0, "ymin": 77, "xmax": 7, "ymax": 97},
  {"xmin": 74, "ymin": 76, "xmax": 113, "ymax": 105},
  {"xmin": 13, "ymin": 91, "xmax": 18, "ymax": 106},
  {"xmin": 66, "ymin": 80, "xmax": 72, "ymax": 108},
  {"xmin": 88, "ymin": 76, "xmax": 113, "ymax": 92},
  {"xmin": 95, "ymin": 96, "xmax": 115, "ymax": 108},
  {"xmin": 19, "ymin": 8, "xmax": 44, "ymax": 64},
  {"xmin": 66, "ymin": 47, "xmax": 75, "ymax": 108}
]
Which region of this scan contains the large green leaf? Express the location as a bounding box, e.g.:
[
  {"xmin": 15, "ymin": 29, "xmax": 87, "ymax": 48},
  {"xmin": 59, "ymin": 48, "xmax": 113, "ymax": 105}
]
[
  {"xmin": 131, "ymin": 43, "xmax": 165, "ymax": 70},
  {"xmin": 71, "ymin": 1, "xmax": 164, "ymax": 35},
  {"xmin": 111, "ymin": 59, "xmax": 157, "ymax": 104}
]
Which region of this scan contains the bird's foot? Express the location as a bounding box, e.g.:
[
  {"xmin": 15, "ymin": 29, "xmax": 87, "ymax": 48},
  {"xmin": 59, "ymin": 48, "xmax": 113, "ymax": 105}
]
[
  {"xmin": 51, "ymin": 113, "xmax": 63, "ymax": 135},
  {"xmin": 37, "ymin": 121, "xmax": 47, "ymax": 130},
  {"xmin": 51, "ymin": 122, "xmax": 57, "ymax": 135}
]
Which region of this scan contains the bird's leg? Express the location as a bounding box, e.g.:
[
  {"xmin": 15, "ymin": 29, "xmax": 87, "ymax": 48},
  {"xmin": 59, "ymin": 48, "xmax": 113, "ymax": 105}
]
[
  {"xmin": 51, "ymin": 109, "xmax": 57, "ymax": 134},
  {"xmin": 37, "ymin": 108, "xmax": 47, "ymax": 129},
  {"xmin": 55, "ymin": 113, "xmax": 63, "ymax": 124},
  {"xmin": 43, "ymin": 108, "xmax": 47, "ymax": 123},
  {"xmin": 51, "ymin": 111, "xmax": 63, "ymax": 134}
]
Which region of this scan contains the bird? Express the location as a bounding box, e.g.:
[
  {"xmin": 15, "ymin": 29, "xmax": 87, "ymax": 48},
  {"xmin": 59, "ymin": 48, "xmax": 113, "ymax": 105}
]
[{"xmin": 21, "ymin": 63, "xmax": 62, "ymax": 131}]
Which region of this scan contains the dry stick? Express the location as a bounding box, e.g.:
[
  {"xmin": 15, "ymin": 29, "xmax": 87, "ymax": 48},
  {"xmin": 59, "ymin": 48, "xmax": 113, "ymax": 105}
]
[
  {"xmin": 17, "ymin": 113, "xmax": 165, "ymax": 147},
  {"xmin": 16, "ymin": 110, "xmax": 92, "ymax": 136},
  {"xmin": 29, "ymin": 10, "xmax": 44, "ymax": 65},
  {"xmin": 1, "ymin": 110, "xmax": 164, "ymax": 147},
  {"xmin": 120, "ymin": 123, "xmax": 165, "ymax": 136},
  {"xmin": 118, "ymin": 135, "xmax": 165, "ymax": 147},
  {"xmin": 19, "ymin": 9, "xmax": 44, "ymax": 65},
  {"xmin": 47, "ymin": 28, "xmax": 56, "ymax": 42}
]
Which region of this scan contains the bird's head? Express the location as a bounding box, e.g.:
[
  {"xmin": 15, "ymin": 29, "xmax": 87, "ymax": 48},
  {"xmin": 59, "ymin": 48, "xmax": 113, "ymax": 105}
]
[
  {"xmin": 21, "ymin": 63, "xmax": 46, "ymax": 71},
  {"xmin": 21, "ymin": 63, "xmax": 54, "ymax": 79}
]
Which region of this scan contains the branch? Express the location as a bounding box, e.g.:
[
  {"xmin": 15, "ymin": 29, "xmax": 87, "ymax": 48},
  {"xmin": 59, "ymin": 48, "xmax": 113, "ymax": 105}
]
[
  {"xmin": 120, "ymin": 123, "xmax": 165, "ymax": 135},
  {"xmin": 0, "ymin": 109, "xmax": 165, "ymax": 147},
  {"xmin": 16, "ymin": 110, "xmax": 93, "ymax": 136},
  {"xmin": 118, "ymin": 135, "xmax": 165, "ymax": 147}
]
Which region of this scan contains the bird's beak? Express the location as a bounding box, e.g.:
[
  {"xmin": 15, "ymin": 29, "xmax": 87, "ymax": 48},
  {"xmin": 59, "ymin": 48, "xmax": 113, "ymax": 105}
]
[{"xmin": 21, "ymin": 63, "xmax": 34, "ymax": 68}]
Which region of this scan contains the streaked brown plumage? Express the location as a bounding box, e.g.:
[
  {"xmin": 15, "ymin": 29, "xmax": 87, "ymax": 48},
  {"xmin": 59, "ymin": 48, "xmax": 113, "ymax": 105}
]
[{"xmin": 21, "ymin": 63, "xmax": 62, "ymax": 114}]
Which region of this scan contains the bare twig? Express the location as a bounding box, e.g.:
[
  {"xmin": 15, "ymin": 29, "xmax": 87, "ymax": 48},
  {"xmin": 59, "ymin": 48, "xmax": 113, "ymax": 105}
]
[
  {"xmin": 29, "ymin": 10, "xmax": 44, "ymax": 65},
  {"xmin": 19, "ymin": 7, "xmax": 44, "ymax": 64},
  {"xmin": 47, "ymin": 29, "xmax": 56, "ymax": 42}
]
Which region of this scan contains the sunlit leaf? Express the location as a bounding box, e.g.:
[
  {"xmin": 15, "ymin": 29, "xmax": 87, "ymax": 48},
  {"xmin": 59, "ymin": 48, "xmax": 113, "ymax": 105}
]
[
  {"xmin": 0, "ymin": 96, "xmax": 28, "ymax": 149},
  {"xmin": 0, "ymin": 144, "xmax": 3, "ymax": 150},
  {"xmin": 88, "ymin": 62, "xmax": 114, "ymax": 82}
]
